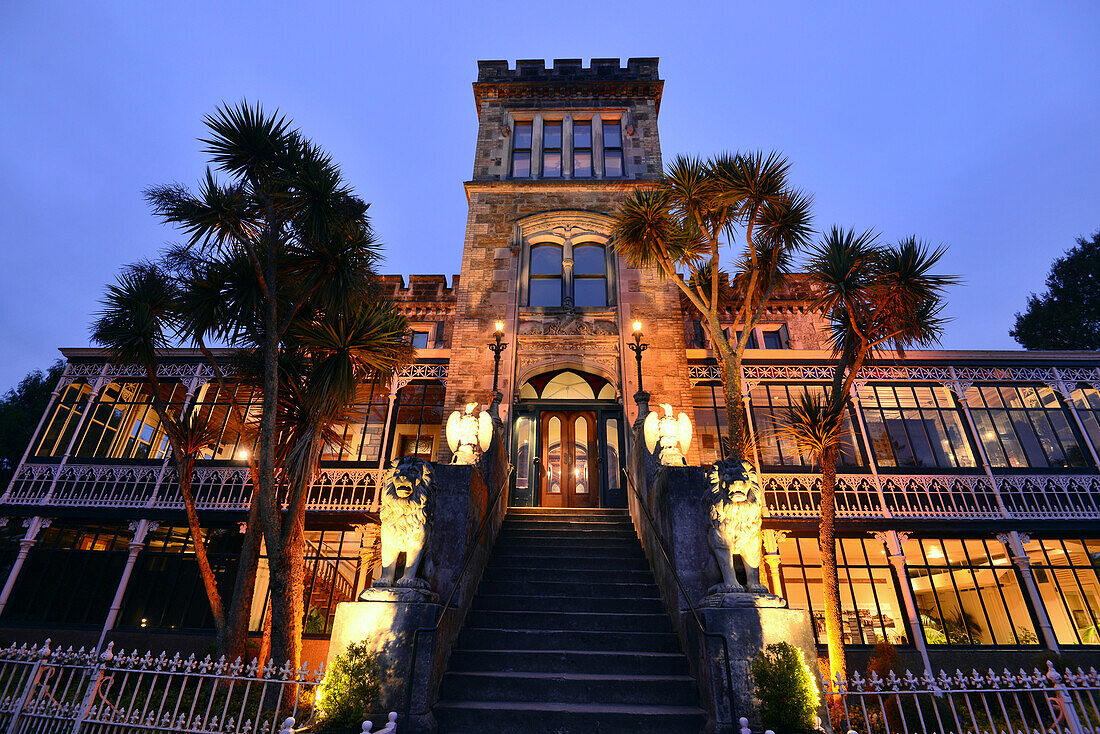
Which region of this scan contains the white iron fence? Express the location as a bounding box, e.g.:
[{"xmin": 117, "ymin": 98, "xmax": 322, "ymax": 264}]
[
  {"xmin": 0, "ymin": 640, "xmax": 395, "ymax": 734},
  {"xmin": 820, "ymin": 662, "xmax": 1100, "ymax": 734}
]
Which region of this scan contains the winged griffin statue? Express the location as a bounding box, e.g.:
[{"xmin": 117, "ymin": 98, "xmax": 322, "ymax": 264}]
[
  {"xmin": 644, "ymin": 404, "xmax": 693, "ymax": 466},
  {"xmin": 446, "ymin": 402, "xmax": 493, "ymax": 465}
]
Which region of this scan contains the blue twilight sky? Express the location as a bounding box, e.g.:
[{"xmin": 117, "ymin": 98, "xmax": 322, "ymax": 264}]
[{"xmin": 1, "ymin": 1, "xmax": 1098, "ymax": 392}]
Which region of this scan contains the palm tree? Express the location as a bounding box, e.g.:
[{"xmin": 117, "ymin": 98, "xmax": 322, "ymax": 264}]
[
  {"xmin": 781, "ymin": 227, "xmax": 957, "ymax": 688},
  {"xmin": 612, "ymin": 153, "xmax": 813, "ymax": 459},
  {"xmin": 146, "ymin": 101, "xmax": 394, "ymax": 667},
  {"xmin": 91, "ymin": 262, "xmax": 232, "ymax": 651}
]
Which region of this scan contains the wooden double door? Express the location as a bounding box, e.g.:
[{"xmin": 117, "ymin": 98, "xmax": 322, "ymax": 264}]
[{"xmin": 539, "ymin": 410, "xmax": 598, "ymax": 508}]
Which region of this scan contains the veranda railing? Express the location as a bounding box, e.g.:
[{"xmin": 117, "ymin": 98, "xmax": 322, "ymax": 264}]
[
  {"xmin": 819, "ymin": 662, "xmax": 1100, "ymax": 734},
  {"xmin": 0, "ymin": 639, "xmax": 396, "ymax": 734}
]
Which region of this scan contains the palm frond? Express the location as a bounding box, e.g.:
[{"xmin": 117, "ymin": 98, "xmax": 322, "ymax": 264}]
[
  {"xmin": 200, "ymin": 101, "xmax": 296, "ymax": 182},
  {"xmin": 772, "ymin": 389, "xmax": 846, "ymax": 464},
  {"xmin": 91, "ymin": 262, "xmax": 180, "ymax": 367}
]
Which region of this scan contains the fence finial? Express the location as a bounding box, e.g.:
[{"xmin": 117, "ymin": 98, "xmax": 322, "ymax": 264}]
[
  {"xmin": 278, "ymin": 717, "xmax": 295, "ymax": 734},
  {"xmin": 738, "ymin": 716, "xmax": 750, "ymax": 734}
]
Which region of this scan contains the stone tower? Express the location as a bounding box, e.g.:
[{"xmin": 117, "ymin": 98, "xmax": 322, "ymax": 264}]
[{"xmin": 444, "ymin": 58, "xmax": 694, "ymax": 505}]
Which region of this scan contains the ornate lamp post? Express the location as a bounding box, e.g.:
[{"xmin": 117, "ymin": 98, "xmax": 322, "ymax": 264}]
[
  {"xmin": 489, "ymin": 320, "xmax": 508, "ymax": 393},
  {"xmin": 628, "ymin": 320, "xmax": 650, "ymax": 425},
  {"xmin": 487, "ymin": 320, "xmax": 508, "ymax": 422}
]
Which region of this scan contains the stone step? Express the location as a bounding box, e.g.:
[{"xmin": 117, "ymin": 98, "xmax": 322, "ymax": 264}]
[
  {"xmin": 494, "ymin": 536, "xmax": 643, "ymax": 553},
  {"xmin": 473, "ymin": 594, "xmax": 666, "ymax": 614},
  {"xmin": 507, "ymin": 508, "xmax": 628, "ymax": 517},
  {"xmin": 433, "ymin": 700, "xmax": 706, "ymax": 734},
  {"xmin": 501, "ymin": 518, "xmax": 634, "ymax": 531},
  {"xmin": 439, "ymin": 670, "xmax": 698, "ymax": 706},
  {"xmin": 483, "ymin": 566, "xmax": 655, "ymax": 584},
  {"xmin": 490, "ymin": 553, "xmax": 649, "ymax": 571},
  {"xmin": 479, "ymin": 578, "xmax": 660, "ymax": 599},
  {"xmin": 489, "ymin": 541, "xmax": 644, "ymax": 560},
  {"xmin": 456, "ymin": 627, "xmax": 682, "ymax": 653},
  {"xmin": 446, "ymin": 648, "xmax": 690, "ymax": 676},
  {"xmin": 466, "ymin": 609, "xmax": 673, "ymax": 633},
  {"xmin": 498, "ymin": 528, "xmax": 639, "ymax": 541}
]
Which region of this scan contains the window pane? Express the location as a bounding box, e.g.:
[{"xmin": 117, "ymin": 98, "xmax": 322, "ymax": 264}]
[
  {"xmin": 573, "ymin": 121, "xmax": 591, "ymax": 148},
  {"xmin": 603, "ymin": 120, "xmax": 621, "ymax": 147},
  {"xmin": 411, "ymin": 332, "xmax": 429, "ymax": 349},
  {"xmin": 573, "ymin": 245, "xmax": 605, "ymax": 275},
  {"xmin": 603, "ymin": 150, "xmax": 623, "ymax": 177},
  {"xmin": 512, "ymin": 150, "xmax": 530, "ymax": 178},
  {"xmin": 574, "ymin": 278, "xmax": 607, "ymax": 308},
  {"xmin": 542, "ymin": 151, "xmax": 561, "ymax": 177},
  {"xmin": 513, "ymin": 122, "xmax": 532, "ymax": 148},
  {"xmin": 605, "ymin": 418, "xmax": 620, "ymax": 492},
  {"xmin": 529, "ymin": 278, "xmax": 562, "ymax": 307},
  {"xmin": 762, "ymin": 331, "xmax": 784, "ymax": 349},
  {"xmin": 573, "ymin": 150, "xmax": 592, "ymax": 177},
  {"xmin": 530, "ymin": 244, "xmax": 562, "ymax": 274},
  {"xmin": 543, "ymin": 121, "xmax": 561, "ymax": 148},
  {"xmin": 574, "ymin": 417, "xmax": 589, "ymax": 494},
  {"xmin": 547, "ymin": 417, "xmax": 561, "ymax": 494}
]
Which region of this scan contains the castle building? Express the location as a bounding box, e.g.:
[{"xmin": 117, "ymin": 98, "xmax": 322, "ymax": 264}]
[{"xmin": 1, "ymin": 58, "xmax": 1098, "ymax": 675}]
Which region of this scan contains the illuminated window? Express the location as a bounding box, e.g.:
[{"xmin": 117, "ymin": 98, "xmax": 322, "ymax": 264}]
[
  {"xmin": 1024, "ymin": 537, "xmax": 1100, "ymax": 645},
  {"xmin": 34, "ymin": 381, "xmax": 92, "ymax": 457},
  {"xmin": 780, "ymin": 536, "xmax": 908, "ymax": 646},
  {"xmin": 748, "ymin": 383, "xmax": 864, "ymax": 468},
  {"xmin": 857, "ymin": 384, "xmax": 976, "ymax": 469},
  {"xmin": 511, "ymin": 121, "xmax": 532, "ymax": 177},
  {"xmin": 903, "ymin": 537, "xmax": 1037, "ymax": 646},
  {"xmin": 965, "ymin": 385, "xmax": 1089, "ymax": 469}
]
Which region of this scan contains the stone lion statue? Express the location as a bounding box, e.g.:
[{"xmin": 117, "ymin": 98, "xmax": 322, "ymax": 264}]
[
  {"xmin": 372, "ymin": 455, "xmax": 433, "ymax": 589},
  {"xmin": 707, "ymin": 459, "xmax": 767, "ymax": 594}
]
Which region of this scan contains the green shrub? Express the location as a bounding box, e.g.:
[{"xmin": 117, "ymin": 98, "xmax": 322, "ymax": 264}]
[
  {"xmin": 315, "ymin": 642, "xmax": 381, "ymax": 733},
  {"xmin": 751, "ymin": 642, "xmax": 820, "ymax": 734}
]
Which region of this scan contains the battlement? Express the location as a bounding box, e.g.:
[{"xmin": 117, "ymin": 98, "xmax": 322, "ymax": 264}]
[{"xmin": 477, "ymin": 58, "xmax": 660, "ymax": 84}]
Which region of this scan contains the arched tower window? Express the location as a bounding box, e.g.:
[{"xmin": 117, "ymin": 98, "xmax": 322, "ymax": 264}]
[{"xmin": 517, "ymin": 211, "xmax": 617, "ymax": 311}]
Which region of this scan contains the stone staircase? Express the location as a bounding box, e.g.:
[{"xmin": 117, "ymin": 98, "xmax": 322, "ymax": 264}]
[{"xmin": 434, "ymin": 507, "xmax": 706, "ymax": 733}]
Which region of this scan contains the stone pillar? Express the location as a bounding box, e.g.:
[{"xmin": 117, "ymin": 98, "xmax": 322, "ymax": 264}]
[
  {"xmin": 328, "ymin": 462, "xmax": 498, "ymax": 733},
  {"xmin": 998, "ymin": 531, "xmax": 1060, "ymax": 652},
  {"xmin": 871, "ymin": 530, "xmax": 933, "ymax": 677},
  {"xmin": 639, "ymin": 466, "xmax": 827, "ymax": 734},
  {"xmin": 97, "ymin": 519, "xmax": 158, "ymax": 650},
  {"xmin": 0, "ymin": 516, "xmax": 51, "ymax": 615}
]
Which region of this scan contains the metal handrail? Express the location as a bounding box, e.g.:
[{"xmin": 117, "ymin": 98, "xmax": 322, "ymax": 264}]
[
  {"xmin": 621, "ymin": 465, "xmax": 738, "ymax": 726},
  {"xmin": 402, "ymin": 463, "xmax": 514, "ymax": 729}
]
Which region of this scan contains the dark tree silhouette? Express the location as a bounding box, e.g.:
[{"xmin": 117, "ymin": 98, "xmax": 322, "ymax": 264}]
[
  {"xmin": 1011, "ymin": 231, "xmax": 1100, "ymax": 350},
  {"xmin": 0, "ymin": 361, "xmax": 64, "ymax": 487}
]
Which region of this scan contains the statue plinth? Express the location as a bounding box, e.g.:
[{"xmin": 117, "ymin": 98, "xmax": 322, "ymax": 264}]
[
  {"xmin": 700, "ymin": 590, "xmax": 788, "ymax": 609},
  {"xmin": 361, "ymin": 584, "xmax": 439, "ymax": 604}
]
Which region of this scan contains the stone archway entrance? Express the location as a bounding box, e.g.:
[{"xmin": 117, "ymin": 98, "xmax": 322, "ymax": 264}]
[{"xmin": 510, "ymin": 369, "xmax": 625, "ymax": 508}]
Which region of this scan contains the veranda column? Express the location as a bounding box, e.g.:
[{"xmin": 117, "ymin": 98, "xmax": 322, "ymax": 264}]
[
  {"xmin": 948, "ymin": 368, "xmax": 1011, "ymax": 518},
  {"xmin": 147, "ymin": 371, "xmax": 207, "ymax": 508},
  {"xmin": 0, "ymin": 516, "xmax": 52, "ymax": 615},
  {"xmin": 740, "ymin": 375, "xmax": 762, "ymax": 469},
  {"xmin": 42, "ymin": 365, "xmax": 112, "ymax": 504},
  {"xmin": 871, "ymin": 530, "xmax": 933, "ymax": 677},
  {"xmin": 354, "ymin": 522, "xmax": 381, "ymax": 596},
  {"xmin": 96, "ymin": 519, "xmax": 158, "ymax": 650},
  {"xmin": 1051, "ymin": 368, "xmax": 1100, "ymax": 468},
  {"xmin": 760, "ymin": 529, "xmax": 787, "ymax": 597},
  {"xmin": 378, "ymin": 383, "xmax": 401, "ymax": 466},
  {"xmin": 849, "ymin": 385, "xmax": 891, "ymax": 518},
  {"xmin": 998, "ymin": 531, "xmax": 1060, "ymax": 653}
]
